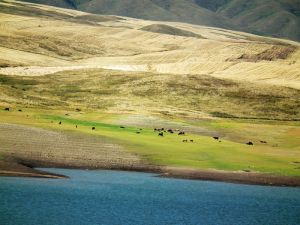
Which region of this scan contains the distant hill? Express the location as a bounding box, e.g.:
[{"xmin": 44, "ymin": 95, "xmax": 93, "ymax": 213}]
[
  {"xmin": 215, "ymin": 0, "xmax": 300, "ymax": 41},
  {"xmin": 19, "ymin": 0, "xmax": 300, "ymax": 42}
]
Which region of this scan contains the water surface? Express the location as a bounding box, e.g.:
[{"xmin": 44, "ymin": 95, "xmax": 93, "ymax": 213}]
[{"xmin": 0, "ymin": 169, "xmax": 299, "ymax": 225}]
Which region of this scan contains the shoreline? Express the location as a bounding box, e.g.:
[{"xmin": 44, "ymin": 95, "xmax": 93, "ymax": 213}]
[{"xmin": 1, "ymin": 161, "xmax": 300, "ymax": 187}]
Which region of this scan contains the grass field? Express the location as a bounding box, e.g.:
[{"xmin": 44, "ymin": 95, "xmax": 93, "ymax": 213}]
[{"xmin": 1, "ymin": 109, "xmax": 299, "ymax": 176}]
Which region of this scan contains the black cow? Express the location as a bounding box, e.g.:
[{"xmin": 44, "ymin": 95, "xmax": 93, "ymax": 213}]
[
  {"xmin": 158, "ymin": 132, "xmax": 164, "ymax": 137},
  {"xmin": 59, "ymin": 121, "xmax": 62, "ymax": 125},
  {"xmin": 168, "ymin": 129, "xmax": 174, "ymax": 133},
  {"xmin": 246, "ymin": 142, "xmax": 253, "ymax": 146},
  {"xmin": 4, "ymin": 108, "xmax": 9, "ymax": 111},
  {"xmin": 182, "ymin": 139, "xmax": 188, "ymax": 142},
  {"xmin": 178, "ymin": 131, "xmax": 185, "ymax": 135},
  {"xmin": 92, "ymin": 127, "xmax": 96, "ymax": 130},
  {"xmin": 213, "ymin": 137, "xmax": 219, "ymax": 140}
]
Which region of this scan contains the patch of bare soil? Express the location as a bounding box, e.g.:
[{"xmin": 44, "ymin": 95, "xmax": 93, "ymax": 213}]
[
  {"xmin": 0, "ymin": 123, "xmax": 146, "ymax": 171},
  {"xmin": 237, "ymin": 45, "xmax": 296, "ymax": 62}
]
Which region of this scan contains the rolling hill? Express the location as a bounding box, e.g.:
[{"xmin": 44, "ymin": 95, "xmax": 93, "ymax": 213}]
[
  {"xmin": 20, "ymin": 0, "xmax": 300, "ymax": 41},
  {"xmin": 0, "ymin": 0, "xmax": 300, "ymax": 181},
  {"xmin": 0, "ymin": 0, "xmax": 299, "ymax": 120}
]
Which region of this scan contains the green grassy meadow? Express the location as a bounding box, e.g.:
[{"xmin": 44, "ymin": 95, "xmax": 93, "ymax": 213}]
[{"xmin": 1, "ymin": 109, "xmax": 299, "ymax": 176}]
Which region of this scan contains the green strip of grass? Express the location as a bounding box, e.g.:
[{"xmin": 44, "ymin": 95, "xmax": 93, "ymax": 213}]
[{"xmin": 40, "ymin": 114, "xmax": 300, "ymax": 176}]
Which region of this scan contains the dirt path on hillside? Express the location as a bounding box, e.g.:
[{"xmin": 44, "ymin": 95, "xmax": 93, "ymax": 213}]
[
  {"xmin": 0, "ymin": 64, "xmax": 149, "ymax": 76},
  {"xmin": 0, "ymin": 66, "xmax": 96, "ymax": 76}
]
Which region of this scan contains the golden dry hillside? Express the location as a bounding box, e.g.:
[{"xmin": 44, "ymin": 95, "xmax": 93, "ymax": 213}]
[{"xmin": 0, "ymin": 0, "xmax": 299, "ymax": 89}]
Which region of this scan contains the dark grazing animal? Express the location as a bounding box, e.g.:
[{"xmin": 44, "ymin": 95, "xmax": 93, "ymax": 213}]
[
  {"xmin": 18, "ymin": 109, "xmax": 22, "ymax": 112},
  {"xmin": 136, "ymin": 131, "xmax": 141, "ymax": 134},
  {"xmin": 213, "ymin": 137, "xmax": 219, "ymax": 140},
  {"xmin": 246, "ymin": 142, "xmax": 253, "ymax": 146},
  {"xmin": 59, "ymin": 121, "xmax": 62, "ymax": 125},
  {"xmin": 260, "ymin": 141, "xmax": 267, "ymax": 144},
  {"xmin": 4, "ymin": 108, "xmax": 9, "ymax": 111},
  {"xmin": 154, "ymin": 128, "xmax": 165, "ymax": 132},
  {"xmin": 92, "ymin": 127, "xmax": 96, "ymax": 130},
  {"xmin": 158, "ymin": 132, "xmax": 164, "ymax": 137},
  {"xmin": 178, "ymin": 131, "xmax": 185, "ymax": 135},
  {"xmin": 182, "ymin": 139, "xmax": 188, "ymax": 142},
  {"xmin": 190, "ymin": 140, "xmax": 194, "ymax": 143},
  {"xmin": 120, "ymin": 126, "xmax": 125, "ymax": 129},
  {"xmin": 168, "ymin": 129, "xmax": 174, "ymax": 133}
]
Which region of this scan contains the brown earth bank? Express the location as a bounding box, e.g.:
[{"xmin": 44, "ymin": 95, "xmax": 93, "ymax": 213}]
[
  {"xmin": 1, "ymin": 159, "xmax": 300, "ymax": 187},
  {"xmin": 0, "ymin": 160, "xmax": 68, "ymax": 179},
  {"xmin": 160, "ymin": 167, "xmax": 300, "ymax": 187}
]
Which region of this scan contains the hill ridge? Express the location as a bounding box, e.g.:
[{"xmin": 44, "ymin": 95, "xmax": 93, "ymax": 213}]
[{"xmin": 19, "ymin": 0, "xmax": 300, "ymax": 42}]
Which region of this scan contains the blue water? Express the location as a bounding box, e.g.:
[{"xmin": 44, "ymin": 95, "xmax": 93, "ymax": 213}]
[{"xmin": 0, "ymin": 169, "xmax": 300, "ymax": 225}]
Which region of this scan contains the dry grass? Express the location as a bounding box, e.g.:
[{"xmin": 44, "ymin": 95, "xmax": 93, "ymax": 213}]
[
  {"xmin": 0, "ymin": 0, "xmax": 299, "ymax": 89},
  {"xmin": 0, "ymin": 69, "xmax": 299, "ymax": 120}
]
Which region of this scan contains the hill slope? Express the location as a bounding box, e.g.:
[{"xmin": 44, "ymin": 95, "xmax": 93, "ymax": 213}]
[
  {"xmin": 0, "ymin": 0, "xmax": 300, "ymax": 120},
  {"xmin": 20, "ymin": 0, "xmax": 300, "ymax": 41},
  {"xmin": 1, "ymin": 0, "xmax": 300, "ymax": 180},
  {"xmin": 215, "ymin": 0, "xmax": 300, "ymax": 41}
]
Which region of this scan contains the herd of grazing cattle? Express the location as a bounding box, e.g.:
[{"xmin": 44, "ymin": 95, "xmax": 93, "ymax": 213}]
[
  {"xmin": 152, "ymin": 127, "xmax": 264, "ymax": 146},
  {"xmin": 4, "ymin": 107, "xmax": 269, "ymax": 146}
]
